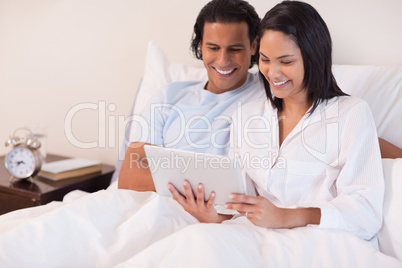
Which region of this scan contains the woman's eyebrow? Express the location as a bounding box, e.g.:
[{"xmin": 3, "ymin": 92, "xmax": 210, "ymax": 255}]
[
  {"xmin": 259, "ymin": 52, "xmax": 294, "ymax": 59},
  {"xmin": 259, "ymin": 51, "xmax": 268, "ymax": 58},
  {"xmin": 277, "ymin": 54, "xmax": 294, "ymax": 59}
]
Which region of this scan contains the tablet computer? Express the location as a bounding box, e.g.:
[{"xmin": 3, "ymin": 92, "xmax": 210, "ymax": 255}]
[{"xmin": 143, "ymin": 145, "xmax": 245, "ymax": 205}]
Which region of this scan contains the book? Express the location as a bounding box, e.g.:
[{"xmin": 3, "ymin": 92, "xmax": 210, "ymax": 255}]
[{"xmin": 38, "ymin": 158, "xmax": 102, "ymax": 181}]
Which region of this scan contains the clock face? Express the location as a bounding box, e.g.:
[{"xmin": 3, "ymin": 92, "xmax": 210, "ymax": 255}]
[{"xmin": 5, "ymin": 147, "xmax": 37, "ymax": 178}]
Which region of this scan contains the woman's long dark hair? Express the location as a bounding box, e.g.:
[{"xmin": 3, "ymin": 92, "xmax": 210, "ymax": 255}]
[{"xmin": 259, "ymin": 1, "xmax": 347, "ymax": 112}]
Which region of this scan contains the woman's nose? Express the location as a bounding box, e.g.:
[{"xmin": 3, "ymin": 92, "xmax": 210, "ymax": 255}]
[{"xmin": 268, "ymin": 64, "xmax": 281, "ymax": 79}]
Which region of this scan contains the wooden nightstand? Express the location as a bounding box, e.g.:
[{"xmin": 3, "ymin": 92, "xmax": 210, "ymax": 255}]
[{"xmin": 0, "ymin": 154, "xmax": 115, "ymax": 215}]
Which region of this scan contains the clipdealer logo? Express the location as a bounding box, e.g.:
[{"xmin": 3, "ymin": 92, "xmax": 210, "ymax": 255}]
[
  {"xmin": 63, "ymin": 99, "xmax": 340, "ymax": 166},
  {"xmin": 64, "ymin": 101, "xmax": 148, "ymax": 157},
  {"xmin": 64, "ymin": 101, "xmax": 247, "ymax": 158}
]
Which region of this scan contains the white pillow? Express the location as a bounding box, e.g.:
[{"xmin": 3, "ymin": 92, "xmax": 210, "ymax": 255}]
[
  {"xmin": 377, "ymin": 158, "xmax": 402, "ymax": 261},
  {"xmin": 332, "ymin": 65, "xmax": 402, "ymax": 148},
  {"xmin": 133, "ymin": 40, "xmax": 207, "ymax": 115},
  {"xmin": 110, "ymin": 41, "xmax": 207, "ymax": 183}
]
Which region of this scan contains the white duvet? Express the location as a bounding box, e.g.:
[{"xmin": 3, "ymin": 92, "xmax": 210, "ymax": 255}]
[{"xmin": 0, "ymin": 189, "xmax": 401, "ymax": 268}]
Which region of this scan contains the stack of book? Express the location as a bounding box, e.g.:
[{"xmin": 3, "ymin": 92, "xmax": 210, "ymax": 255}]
[{"xmin": 38, "ymin": 158, "xmax": 102, "ymax": 181}]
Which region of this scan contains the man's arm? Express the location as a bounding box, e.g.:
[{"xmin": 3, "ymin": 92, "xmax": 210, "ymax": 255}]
[
  {"xmin": 118, "ymin": 142, "xmax": 156, "ymax": 191},
  {"xmin": 379, "ymin": 138, "xmax": 402, "ymax": 159}
]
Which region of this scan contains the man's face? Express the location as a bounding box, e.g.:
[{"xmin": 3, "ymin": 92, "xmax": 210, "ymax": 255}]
[{"xmin": 200, "ymin": 22, "xmax": 256, "ymax": 94}]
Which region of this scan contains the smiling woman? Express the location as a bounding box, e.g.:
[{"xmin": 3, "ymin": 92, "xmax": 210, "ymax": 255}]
[{"xmin": 228, "ymin": 0, "xmax": 384, "ymax": 248}]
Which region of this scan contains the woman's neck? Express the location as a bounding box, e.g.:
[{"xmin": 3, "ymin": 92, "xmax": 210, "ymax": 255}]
[
  {"xmin": 277, "ymin": 97, "xmax": 313, "ymax": 147},
  {"xmin": 280, "ymin": 97, "xmax": 312, "ymax": 117}
]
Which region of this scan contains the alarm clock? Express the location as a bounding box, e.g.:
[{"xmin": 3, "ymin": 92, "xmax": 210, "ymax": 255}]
[{"xmin": 4, "ymin": 128, "xmax": 43, "ymax": 181}]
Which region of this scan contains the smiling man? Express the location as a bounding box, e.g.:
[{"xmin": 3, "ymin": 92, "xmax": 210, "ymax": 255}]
[
  {"xmin": 118, "ymin": 0, "xmax": 265, "ymax": 191},
  {"xmin": 200, "ymin": 21, "xmax": 256, "ymax": 94}
]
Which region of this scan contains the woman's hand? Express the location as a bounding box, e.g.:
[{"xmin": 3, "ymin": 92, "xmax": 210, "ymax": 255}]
[
  {"xmin": 168, "ymin": 180, "xmax": 220, "ymax": 223},
  {"xmin": 225, "ymin": 194, "xmax": 287, "ymax": 228},
  {"xmin": 226, "ymin": 194, "xmax": 321, "ymax": 228}
]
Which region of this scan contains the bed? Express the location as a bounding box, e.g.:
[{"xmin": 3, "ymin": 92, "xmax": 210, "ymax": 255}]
[{"xmin": 0, "ymin": 41, "xmax": 401, "ymax": 267}]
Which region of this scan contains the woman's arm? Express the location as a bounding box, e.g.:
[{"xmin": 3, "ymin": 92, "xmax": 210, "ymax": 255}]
[
  {"xmin": 311, "ymin": 100, "xmax": 384, "ymax": 240},
  {"xmin": 226, "ymin": 195, "xmax": 321, "ymax": 228}
]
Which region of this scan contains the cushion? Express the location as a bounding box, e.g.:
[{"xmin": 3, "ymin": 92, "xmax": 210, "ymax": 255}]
[
  {"xmin": 332, "ymin": 65, "xmax": 402, "ymax": 149},
  {"xmin": 134, "ymin": 40, "xmax": 207, "ymax": 115},
  {"xmin": 377, "ymin": 158, "xmax": 402, "ymax": 261}
]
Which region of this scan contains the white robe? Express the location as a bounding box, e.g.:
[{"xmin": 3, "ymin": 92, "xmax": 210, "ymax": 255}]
[{"xmin": 229, "ymin": 96, "xmax": 384, "ymax": 246}]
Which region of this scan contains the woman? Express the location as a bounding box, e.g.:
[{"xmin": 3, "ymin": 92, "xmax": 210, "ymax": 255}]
[
  {"xmin": 227, "ymin": 0, "xmax": 384, "ymax": 246},
  {"xmin": 169, "ymin": 1, "xmax": 384, "ymax": 248}
]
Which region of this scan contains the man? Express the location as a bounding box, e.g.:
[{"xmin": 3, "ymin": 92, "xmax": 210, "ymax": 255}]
[{"xmin": 118, "ymin": 0, "xmax": 265, "ymax": 191}]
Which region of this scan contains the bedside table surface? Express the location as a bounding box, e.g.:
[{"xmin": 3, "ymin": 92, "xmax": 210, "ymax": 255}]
[{"xmin": 0, "ymin": 153, "xmax": 115, "ymax": 214}]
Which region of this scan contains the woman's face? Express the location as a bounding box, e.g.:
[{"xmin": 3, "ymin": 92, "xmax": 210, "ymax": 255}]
[
  {"xmin": 259, "ymin": 30, "xmax": 306, "ymax": 103},
  {"xmin": 201, "ymin": 22, "xmax": 257, "ymax": 94}
]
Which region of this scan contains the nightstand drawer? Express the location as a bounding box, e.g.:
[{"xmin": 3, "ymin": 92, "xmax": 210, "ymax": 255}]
[{"xmin": 0, "ymin": 191, "xmax": 40, "ymax": 215}]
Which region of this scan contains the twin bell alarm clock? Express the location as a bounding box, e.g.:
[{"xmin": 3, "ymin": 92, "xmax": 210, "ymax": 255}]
[{"xmin": 4, "ymin": 128, "xmax": 43, "ymax": 181}]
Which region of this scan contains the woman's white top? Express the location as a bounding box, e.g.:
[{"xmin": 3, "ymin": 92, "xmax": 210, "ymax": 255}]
[{"xmin": 229, "ymin": 96, "xmax": 384, "ymax": 245}]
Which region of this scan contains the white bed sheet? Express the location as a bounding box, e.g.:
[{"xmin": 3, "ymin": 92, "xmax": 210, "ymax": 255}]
[{"xmin": 0, "ymin": 189, "xmax": 400, "ymax": 268}]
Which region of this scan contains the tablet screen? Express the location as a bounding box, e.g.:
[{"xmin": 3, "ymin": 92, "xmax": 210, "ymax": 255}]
[{"xmin": 143, "ymin": 145, "xmax": 245, "ymax": 205}]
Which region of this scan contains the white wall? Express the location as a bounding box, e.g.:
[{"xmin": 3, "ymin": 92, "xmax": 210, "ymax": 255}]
[{"xmin": 1, "ymin": 0, "xmax": 401, "ymax": 166}]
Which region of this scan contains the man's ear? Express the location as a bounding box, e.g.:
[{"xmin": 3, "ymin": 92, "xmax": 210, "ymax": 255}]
[
  {"xmin": 251, "ymin": 39, "xmax": 258, "ymax": 56},
  {"xmin": 199, "ymin": 40, "xmax": 203, "ymax": 57}
]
